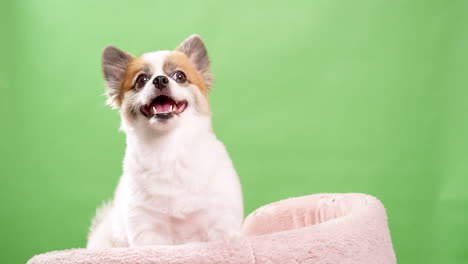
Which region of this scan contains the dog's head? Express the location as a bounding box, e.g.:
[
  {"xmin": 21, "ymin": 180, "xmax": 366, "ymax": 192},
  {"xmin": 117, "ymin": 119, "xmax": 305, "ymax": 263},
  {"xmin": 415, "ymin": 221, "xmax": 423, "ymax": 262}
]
[{"xmin": 102, "ymin": 35, "xmax": 213, "ymax": 133}]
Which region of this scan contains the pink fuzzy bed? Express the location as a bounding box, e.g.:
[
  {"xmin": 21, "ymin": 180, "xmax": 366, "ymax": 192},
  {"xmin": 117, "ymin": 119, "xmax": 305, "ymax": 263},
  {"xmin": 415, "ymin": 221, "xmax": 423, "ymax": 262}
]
[{"xmin": 27, "ymin": 193, "xmax": 396, "ymax": 264}]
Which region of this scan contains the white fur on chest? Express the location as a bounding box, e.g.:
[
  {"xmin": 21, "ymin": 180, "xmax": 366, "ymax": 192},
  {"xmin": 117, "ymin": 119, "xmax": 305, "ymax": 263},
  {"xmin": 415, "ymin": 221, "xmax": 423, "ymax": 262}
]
[
  {"xmin": 123, "ymin": 128, "xmax": 238, "ymax": 217},
  {"xmin": 92, "ymin": 120, "xmax": 243, "ymax": 247}
]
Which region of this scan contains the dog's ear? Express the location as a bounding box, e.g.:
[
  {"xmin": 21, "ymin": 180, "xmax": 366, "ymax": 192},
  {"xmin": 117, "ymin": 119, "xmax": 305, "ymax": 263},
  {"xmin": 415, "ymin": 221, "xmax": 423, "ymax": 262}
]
[
  {"xmin": 176, "ymin": 35, "xmax": 213, "ymax": 88},
  {"xmin": 102, "ymin": 46, "xmax": 133, "ymax": 108}
]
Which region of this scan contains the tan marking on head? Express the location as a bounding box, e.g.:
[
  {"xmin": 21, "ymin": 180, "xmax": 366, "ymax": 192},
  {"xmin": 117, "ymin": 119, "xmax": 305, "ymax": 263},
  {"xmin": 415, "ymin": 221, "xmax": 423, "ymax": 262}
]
[
  {"xmin": 163, "ymin": 51, "xmax": 209, "ymax": 98},
  {"xmin": 117, "ymin": 57, "xmax": 147, "ymax": 105}
]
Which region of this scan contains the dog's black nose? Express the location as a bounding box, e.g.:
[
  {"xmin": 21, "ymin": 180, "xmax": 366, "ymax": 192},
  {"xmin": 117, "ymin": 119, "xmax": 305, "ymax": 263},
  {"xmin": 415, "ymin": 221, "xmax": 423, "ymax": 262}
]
[{"xmin": 153, "ymin": 75, "xmax": 169, "ymax": 90}]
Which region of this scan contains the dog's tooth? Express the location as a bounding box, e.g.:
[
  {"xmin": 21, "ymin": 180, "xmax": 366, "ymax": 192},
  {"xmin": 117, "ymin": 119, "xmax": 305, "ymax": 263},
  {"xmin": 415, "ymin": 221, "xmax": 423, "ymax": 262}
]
[
  {"xmin": 173, "ymin": 104, "xmax": 178, "ymax": 112},
  {"xmin": 152, "ymin": 106, "xmax": 157, "ymax": 114},
  {"xmin": 169, "ymin": 105, "xmax": 173, "ymax": 112}
]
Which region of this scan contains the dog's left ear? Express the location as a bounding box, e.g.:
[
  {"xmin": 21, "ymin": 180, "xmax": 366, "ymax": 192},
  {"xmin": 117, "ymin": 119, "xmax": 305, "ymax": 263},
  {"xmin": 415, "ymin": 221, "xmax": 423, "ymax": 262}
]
[{"xmin": 176, "ymin": 35, "xmax": 213, "ymax": 88}]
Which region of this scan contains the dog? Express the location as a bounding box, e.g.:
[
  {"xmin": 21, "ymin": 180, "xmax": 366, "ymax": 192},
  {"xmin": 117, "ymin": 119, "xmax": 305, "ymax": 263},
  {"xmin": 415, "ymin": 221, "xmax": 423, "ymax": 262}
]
[{"xmin": 86, "ymin": 35, "xmax": 243, "ymax": 248}]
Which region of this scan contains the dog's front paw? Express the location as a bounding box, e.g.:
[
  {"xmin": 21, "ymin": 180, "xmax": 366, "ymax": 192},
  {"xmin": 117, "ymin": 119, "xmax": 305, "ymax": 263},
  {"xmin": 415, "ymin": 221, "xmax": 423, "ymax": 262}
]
[{"xmin": 129, "ymin": 231, "xmax": 172, "ymax": 247}]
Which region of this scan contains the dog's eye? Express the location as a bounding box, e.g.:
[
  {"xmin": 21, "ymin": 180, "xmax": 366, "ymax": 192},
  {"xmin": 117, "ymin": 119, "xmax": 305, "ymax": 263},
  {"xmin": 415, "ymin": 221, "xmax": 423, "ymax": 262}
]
[
  {"xmin": 135, "ymin": 74, "xmax": 149, "ymax": 88},
  {"xmin": 171, "ymin": 71, "xmax": 187, "ymax": 83}
]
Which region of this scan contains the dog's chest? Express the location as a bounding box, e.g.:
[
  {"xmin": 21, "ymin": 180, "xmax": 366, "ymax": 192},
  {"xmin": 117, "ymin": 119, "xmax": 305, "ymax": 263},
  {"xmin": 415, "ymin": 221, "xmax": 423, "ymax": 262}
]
[{"xmin": 125, "ymin": 141, "xmax": 221, "ymax": 216}]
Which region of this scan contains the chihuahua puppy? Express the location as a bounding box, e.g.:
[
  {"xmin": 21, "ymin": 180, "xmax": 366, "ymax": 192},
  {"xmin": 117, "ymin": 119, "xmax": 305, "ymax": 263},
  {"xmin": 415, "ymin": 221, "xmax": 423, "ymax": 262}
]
[{"xmin": 86, "ymin": 35, "xmax": 243, "ymax": 248}]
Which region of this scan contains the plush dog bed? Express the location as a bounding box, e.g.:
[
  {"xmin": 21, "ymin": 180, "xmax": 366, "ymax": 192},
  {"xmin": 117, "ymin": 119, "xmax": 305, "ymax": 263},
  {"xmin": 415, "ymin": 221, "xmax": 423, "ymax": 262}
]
[{"xmin": 27, "ymin": 193, "xmax": 396, "ymax": 264}]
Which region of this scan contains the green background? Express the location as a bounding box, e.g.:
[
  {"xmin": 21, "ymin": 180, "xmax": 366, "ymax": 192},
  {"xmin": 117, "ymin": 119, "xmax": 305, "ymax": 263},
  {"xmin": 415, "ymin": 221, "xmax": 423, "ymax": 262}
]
[{"xmin": 1, "ymin": 0, "xmax": 467, "ymax": 263}]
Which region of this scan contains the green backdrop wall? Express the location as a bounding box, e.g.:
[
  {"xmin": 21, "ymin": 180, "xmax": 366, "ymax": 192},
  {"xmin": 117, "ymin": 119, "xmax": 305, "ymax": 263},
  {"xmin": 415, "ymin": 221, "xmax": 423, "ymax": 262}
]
[{"xmin": 1, "ymin": 0, "xmax": 467, "ymax": 263}]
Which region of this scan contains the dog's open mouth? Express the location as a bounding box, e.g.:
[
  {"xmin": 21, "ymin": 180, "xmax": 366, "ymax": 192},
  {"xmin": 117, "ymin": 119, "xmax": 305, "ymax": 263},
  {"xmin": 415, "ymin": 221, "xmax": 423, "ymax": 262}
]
[{"xmin": 140, "ymin": 95, "xmax": 188, "ymax": 119}]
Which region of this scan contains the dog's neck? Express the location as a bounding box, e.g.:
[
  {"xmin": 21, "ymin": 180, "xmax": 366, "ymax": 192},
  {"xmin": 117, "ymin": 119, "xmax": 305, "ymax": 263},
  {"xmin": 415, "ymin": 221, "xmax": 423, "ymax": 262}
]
[{"xmin": 122, "ymin": 115, "xmax": 214, "ymax": 168}]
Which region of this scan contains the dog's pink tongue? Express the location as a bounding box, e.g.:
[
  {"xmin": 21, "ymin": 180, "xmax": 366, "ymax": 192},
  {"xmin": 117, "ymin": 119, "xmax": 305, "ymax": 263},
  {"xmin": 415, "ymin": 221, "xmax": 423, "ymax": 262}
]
[{"xmin": 155, "ymin": 100, "xmax": 173, "ymax": 112}]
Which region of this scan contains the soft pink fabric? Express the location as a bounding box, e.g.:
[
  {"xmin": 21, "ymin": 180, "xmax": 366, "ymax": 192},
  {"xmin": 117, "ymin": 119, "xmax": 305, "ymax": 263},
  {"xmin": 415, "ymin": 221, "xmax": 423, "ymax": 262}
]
[{"xmin": 27, "ymin": 193, "xmax": 396, "ymax": 264}]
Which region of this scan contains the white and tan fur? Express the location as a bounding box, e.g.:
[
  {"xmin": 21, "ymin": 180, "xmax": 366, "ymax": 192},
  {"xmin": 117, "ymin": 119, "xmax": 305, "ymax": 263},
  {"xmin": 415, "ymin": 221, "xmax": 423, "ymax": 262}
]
[{"xmin": 87, "ymin": 35, "xmax": 243, "ymax": 248}]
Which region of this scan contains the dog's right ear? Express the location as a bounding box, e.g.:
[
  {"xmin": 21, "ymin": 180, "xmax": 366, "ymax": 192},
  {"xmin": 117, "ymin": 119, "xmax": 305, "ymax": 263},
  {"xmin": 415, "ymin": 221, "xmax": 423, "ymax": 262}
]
[{"xmin": 102, "ymin": 46, "xmax": 133, "ymax": 108}]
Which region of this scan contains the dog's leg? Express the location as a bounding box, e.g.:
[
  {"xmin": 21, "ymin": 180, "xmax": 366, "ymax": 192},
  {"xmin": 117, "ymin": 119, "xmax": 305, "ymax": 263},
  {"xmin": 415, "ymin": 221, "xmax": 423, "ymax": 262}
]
[{"xmin": 127, "ymin": 213, "xmax": 172, "ymax": 246}]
